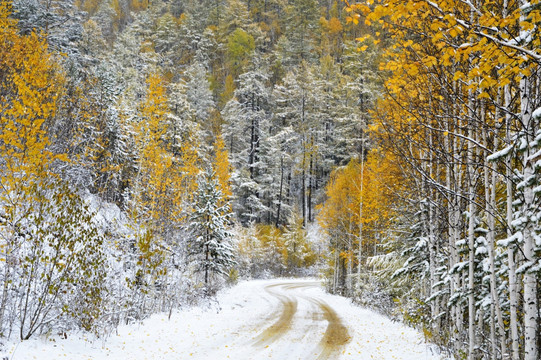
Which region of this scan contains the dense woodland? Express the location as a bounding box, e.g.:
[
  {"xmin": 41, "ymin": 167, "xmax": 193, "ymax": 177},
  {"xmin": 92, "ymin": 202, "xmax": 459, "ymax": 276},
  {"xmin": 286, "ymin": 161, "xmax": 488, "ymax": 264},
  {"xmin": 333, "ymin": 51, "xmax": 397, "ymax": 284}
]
[{"xmin": 0, "ymin": 0, "xmax": 540, "ymax": 359}]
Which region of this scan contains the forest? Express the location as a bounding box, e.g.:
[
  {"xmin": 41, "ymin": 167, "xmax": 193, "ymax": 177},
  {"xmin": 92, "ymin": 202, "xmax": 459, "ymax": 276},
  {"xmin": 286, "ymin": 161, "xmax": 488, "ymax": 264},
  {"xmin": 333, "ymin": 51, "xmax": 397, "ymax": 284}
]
[{"xmin": 0, "ymin": 0, "xmax": 540, "ymax": 359}]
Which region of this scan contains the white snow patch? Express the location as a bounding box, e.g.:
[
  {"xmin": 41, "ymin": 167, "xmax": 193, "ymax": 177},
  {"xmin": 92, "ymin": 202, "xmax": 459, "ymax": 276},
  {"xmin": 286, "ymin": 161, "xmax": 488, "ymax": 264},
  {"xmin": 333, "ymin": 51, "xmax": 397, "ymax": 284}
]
[
  {"xmin": 533, "ymin": 107, "xmax": 541, "ymax": 120},
  {"xmin": 497, "ymin": 232, "xmax": 523, "ymax": 247},
  {"xmin": 520, "ymin": 2, "xmax": 532, "ymax": 11},
  {"xmin": 487, "ymin": 145, "xmax": 514, "ymax": 161},
  {"xmin": 475, "ymin": 245, "xmax": 488, "ymax": 256}
]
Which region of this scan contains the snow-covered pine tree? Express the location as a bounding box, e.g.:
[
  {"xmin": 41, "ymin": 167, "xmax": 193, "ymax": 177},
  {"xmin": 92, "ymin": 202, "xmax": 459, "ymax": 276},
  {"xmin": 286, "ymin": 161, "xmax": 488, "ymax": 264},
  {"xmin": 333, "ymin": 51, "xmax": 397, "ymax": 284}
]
[
  {"xmin": 272, "ymin": 63, "xmax": 317, "ymax": 226},
  {"xmin": 185, "ymin": 61, "xmax": 215, "ymax": 125},
  {"xmin": 187, "ymin": 169, "xmax": 236, "ymax": 288},
  {"xmin": 281, "ymin": 0, "xmax": 318, "ymax": 65},
  {"xmin": 12, "ymin": 0, "xmax": 83, "ymax": 57},
  {"xmin": 166, "ymin": 81, "xmax": 198, "ymax": 156},
  {"xmin": 227, "ymin": 58, "xmax": 272, "ymax": 223},
  {"xmin": 88, "ymin": 65, "xmax": 131, "ymax": 205},
  {"xmin": 263, "ymin": 125, "xmax": 296, "ymax": 226}
]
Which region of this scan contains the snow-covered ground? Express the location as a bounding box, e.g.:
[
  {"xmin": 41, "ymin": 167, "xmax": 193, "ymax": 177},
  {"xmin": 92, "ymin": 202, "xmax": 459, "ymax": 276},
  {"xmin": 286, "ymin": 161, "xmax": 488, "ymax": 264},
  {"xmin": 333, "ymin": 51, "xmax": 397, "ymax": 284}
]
[{"xmin": 3, "ymin": 279, "xmax": 447, "ymax": 360}]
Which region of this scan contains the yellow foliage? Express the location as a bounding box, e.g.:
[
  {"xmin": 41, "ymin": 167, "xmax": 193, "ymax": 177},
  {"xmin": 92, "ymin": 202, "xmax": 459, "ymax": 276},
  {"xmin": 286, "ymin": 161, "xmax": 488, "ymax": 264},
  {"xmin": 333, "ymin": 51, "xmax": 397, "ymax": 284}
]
[
  {"xmin": 328, "ymin": 17, "xmax": 343, "ymax": 34},
  {"xmin": 220, "ymin": 74, "xmax": 235, "ymax": 107},
  {"xmin": 257, "ymin": 224, "xmax": 287, "ymax": 265},
  {"xmin": 0, "ymin": 1, "xmax": 66, "ymax": 202},
  {"xmin": 213, "ymin": 134, "xmax": 232, "ymax": 200},
  {"xmin": 319, "ymin": 150, "xmax": 404, "ymax": 257},
  {"xmin": 178, "ymin": 130, "xmax": 201, "ymax": 207},
  {"xmin": 131, "ymin": 0, "xmax": 148, "ymax": 11},
  {"xmin": 133, "ymin": 73, "xmax": 181, "ymax": 226}
]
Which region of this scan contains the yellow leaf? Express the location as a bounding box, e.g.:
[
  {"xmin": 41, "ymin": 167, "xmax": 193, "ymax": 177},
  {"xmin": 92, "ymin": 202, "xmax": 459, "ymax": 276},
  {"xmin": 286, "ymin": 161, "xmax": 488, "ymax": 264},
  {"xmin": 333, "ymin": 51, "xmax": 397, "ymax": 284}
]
[
  {"xmin": 422, "ymin": 56, "xmax": 437, "ymax": 67},
  {"xmin": 478, "ymin": 92, "xmax": 491, "ymax": 99},
  {"xmin": 453, "ymin": 71, "xmax": 464, "ymax": 81},
  {"xmin": 407, "ymin": 65, "xmax": 419, "ymax": 76}
]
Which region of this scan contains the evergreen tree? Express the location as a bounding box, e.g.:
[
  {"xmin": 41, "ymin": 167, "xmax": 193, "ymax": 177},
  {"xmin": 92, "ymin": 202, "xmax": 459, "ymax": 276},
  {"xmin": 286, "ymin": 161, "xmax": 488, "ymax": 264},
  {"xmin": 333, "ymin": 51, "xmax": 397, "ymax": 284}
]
[
  {"xmin": 226, "ymin": 58, "xmax": 272, "ymax": 223},
  {"xmin": 187, "ymin": 170, "xmax": 236, "ymax": 286},
  {"xmin": 281, "ymin": 0, "xmax": 319, "ymax": 65},
  {"xmin": 12, "ymin": 0, "xmax": 84, "ymax": 57},
  {"xmin": 185, "ymin": 61, "xmax": 215, "ymax": 124}
]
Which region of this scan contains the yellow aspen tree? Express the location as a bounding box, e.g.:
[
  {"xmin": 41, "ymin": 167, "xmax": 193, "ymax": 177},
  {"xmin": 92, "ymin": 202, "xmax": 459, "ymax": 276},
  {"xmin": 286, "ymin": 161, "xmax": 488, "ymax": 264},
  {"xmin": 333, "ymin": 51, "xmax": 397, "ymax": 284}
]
[
  {"xmin": 213, "ymin": 134, "xmax": 232, "ymax": 200},
  {"xmin": 0, "ymin": 10, "xmax": 65, "ymax": 185},
  {"xmin": 0, "ymin": 1, "xmax": 65, "ymax": 334},
  {"xmin": 178, "ymin": 130, "xmax": 201, "ymax": 209},
  {"xmin": 354, "ymin": 150, "xmax": 402, "ymax": 252},
  {"xmin": 0, "ymin": 2, "xmax": 105, "ymax": 339},
  {"xmin": 318, "ymin": 159, "xmax": 358, "ymax": 294},
  {"xmin": 130, "ymin": 73, "xmax": 176, "ymax": 297},
  {"xmin": 220, "ymin": 74, "xmax": 236, "ymax": 108},
  {"xmin": 345, "ymin": 0, "xmax": 541, "ymax": 358},
  {"xmin": 133, "ymin": 72, "xmax": 180, "ymax": 225},
  {"xmin": 0, "ymin": 0, "xmax": 67, "ymax": 214}
]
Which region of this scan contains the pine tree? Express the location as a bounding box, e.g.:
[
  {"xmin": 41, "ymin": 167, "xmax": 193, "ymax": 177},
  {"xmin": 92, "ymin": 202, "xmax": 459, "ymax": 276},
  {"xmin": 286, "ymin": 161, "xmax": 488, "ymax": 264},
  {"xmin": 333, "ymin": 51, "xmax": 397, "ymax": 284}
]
[
  {"xmin": 226, "ymin": 58, "xmax": 272, "ymax": 223},
  {"xmin": 185, "ymin": 62, "xmax": 215, "ymax": 124},
  {"xmin": 12, "ymin": 0, "xmax": 84, "ymax": 57},
  {"xmin": 281, "ymin": 0, "xmax": 319, "ymax": 65},
  {"xmin": 187, "ymin": 169, "xmax": 236, "ymax": 287}
]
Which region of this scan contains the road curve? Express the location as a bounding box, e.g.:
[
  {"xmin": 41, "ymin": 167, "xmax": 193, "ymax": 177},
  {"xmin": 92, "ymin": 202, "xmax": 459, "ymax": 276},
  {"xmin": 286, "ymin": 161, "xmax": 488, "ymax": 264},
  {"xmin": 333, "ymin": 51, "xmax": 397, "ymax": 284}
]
[
  {"xmin": 252, "ymin": 283, "xmax": 298, "ymax": 346},
  {"xmin": 251, "ymin": 281, "xmax": 351, "ymax": 359}
]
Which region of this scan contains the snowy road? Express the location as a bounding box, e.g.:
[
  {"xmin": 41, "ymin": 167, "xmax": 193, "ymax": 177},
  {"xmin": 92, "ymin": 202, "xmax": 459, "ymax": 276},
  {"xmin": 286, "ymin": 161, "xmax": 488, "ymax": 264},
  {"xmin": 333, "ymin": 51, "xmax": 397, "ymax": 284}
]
[
  {"xmin": 6, "ymin": 279, "xmax": 444, "ymax": 360},
  {"xmin": 250, "ymin": 281, "xmax": 350, "ymax": 359}
]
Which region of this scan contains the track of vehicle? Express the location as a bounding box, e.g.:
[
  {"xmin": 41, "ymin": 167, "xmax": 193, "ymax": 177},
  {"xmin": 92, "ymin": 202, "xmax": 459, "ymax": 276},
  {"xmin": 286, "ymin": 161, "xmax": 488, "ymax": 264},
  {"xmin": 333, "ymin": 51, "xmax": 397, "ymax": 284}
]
[{"xmin": 251, "ymin": 281, "xmax": 350, "ymax": 359}]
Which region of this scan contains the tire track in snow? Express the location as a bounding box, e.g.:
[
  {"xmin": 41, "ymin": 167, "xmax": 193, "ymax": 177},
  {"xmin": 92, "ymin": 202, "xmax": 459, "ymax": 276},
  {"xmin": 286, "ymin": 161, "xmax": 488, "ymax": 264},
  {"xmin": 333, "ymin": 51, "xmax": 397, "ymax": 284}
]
[
  {"xmin": 284, "ymin": 282, "xmax": 351, "ymax": 359},
  {"xmin": 252, "ymin": 283, "xmax": 298, "ymax": 346},
  {"xmin": 311, "ymin": 298, "xmax": 350, "ymax": 360},
  {"xmin": 251, "ymin": 281, "xmax": 350, "ymax": 359}
]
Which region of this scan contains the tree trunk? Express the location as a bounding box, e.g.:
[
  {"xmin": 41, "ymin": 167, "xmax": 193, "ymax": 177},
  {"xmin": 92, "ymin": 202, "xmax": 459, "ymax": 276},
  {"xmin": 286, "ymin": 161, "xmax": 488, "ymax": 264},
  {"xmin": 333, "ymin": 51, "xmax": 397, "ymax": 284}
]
[
  {"xmin": 484, "ymin": 113, "xmax": 507, "ymax": 359},
  {"xmin": 302, "ymin": 147, "xmax": 306, "ymax": 228},
  {"xmin": 308, "ymin": 145, "xmax": 313, "ymax": 223},
  {"xmin": 500, "ymin": 0, "xmax": 520, "ymax": 351},
  {"xmin": 205, "ymin": 241, "xmax": 209, "ymax": 285},
  {"xmin": 519, "ymin": 68, "xmax": 538, "ymax": 360},
  {"xmin": 301, "ymin": 89, "xmax": 307, "ymax": 227},
  {"xmin": 504, "ymin": 83, "xmax": 520, "ymax": 360},
  {"xmin": 467, "ymin": 104, "xmax": 476, "ymax": 360},
  {"xmin": 449, "ymin": 76, "xmax": 464, "ymax": 349},
  {"xmin": 347, "ymin": 220, "xmax": 353, "ymax": 295},
  {"xmin": 249, "ymin": 114, "xmax": 255, "ymax": 180},
  {"xmin": 276, "ymin": 156, "xmax": 284, "ymax": 227},
  {"xmin": 427, "ymin": 133, "xmax": 439, "ymax": 337},
  {"xmin": 357, "ymin": 135, "xmax": 365, "ymax": 281}
]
